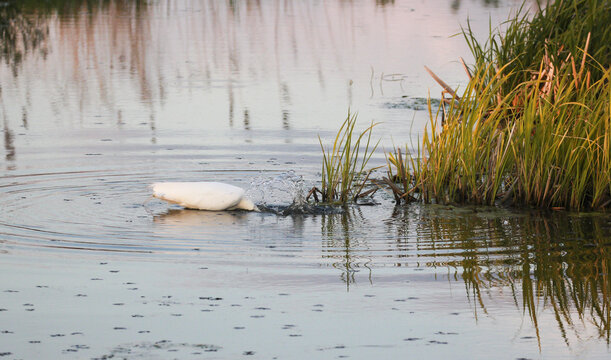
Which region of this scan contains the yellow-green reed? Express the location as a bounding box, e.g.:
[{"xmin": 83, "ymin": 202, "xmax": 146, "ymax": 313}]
[
  {"xmin": 396, "ymin": 0, "xmax": 610, "ymax": 210},
  {"xmin": 318, "ymin": 111, "xmax": 379, "ymax": 204}
]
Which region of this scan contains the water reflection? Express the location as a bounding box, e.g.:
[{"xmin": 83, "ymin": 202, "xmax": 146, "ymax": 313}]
[
  {"xmin": 451, "ymin": 0, "xmax": 500, "ymax": 12},
  {"xmin": 243, "ymin": 108, "xmax": 250, "ymax": 131},
  {"xmin": 0, "ymin": 2, "xmax": 48, "ymax": 75},
  {"xmin": 0, "ymin": 2, "xmax": 46, "ymax": 168},
  {"xmin": 0, "ymin": 0, "xmax": 511, "ymax": 152},
  {"xmin": 409, "ymin": 206, "xmax": 611, "ymax": 345},
  {"xmin": 317, "ymin": 203, "xmax": 610, "ymax": 343},
  {"xmin": 153, "ymin": 208, "xmax": 250, "ymax": 227},
  {"xmin": 376, "ymin": 0, "xmax": 395, "ymax": 6},
  {"xmin": 321, "ymin": 208, "xmax": 373, "ymax": 288},
  {"xmin": 2, "ymin": 1, "xmax": 607, "ymax": 356},
  {"xmin": 2, "ymin": 120, "xmax": 16, "ymax": 169}
]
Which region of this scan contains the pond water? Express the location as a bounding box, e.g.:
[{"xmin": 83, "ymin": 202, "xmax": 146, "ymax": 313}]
[{"xmin": 1, "ymin": 0, "xmax": 610, "ymax": 359}]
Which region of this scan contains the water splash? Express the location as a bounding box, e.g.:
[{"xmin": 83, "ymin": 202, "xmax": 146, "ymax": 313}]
[
  {"xmin": 247, "ymin": 170, "xmax": 305, "ymax": 207},
  {"xmin": 247, "ymin": 171, "xmax": 341, "ymax": 215}
]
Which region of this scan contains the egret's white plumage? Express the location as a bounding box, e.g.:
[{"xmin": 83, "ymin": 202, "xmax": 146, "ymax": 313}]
[{"xmin": 151, "ymin": 182, "xmax": 258, "ymax": 211}]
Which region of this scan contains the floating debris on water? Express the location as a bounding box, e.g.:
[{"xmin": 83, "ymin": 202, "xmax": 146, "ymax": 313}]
[{"xmin": 382, "ymin": 97, "xmax": 441, "ymax": 110}]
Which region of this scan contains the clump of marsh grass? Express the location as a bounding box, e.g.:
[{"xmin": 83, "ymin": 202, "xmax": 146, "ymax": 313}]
[
  {"xmin": 464, "ymin": 0, "xmax": 610, "ymax": 93},
  {"xmin": 382, "ymin": 144, "xmax": 420, "ymax": 204},
  {"xmin": 389, "ymin": 0, "xmax": 610, "ymax": 211},
  {"xmin": 309, "ymin": 111, "xmax": 380, "ymax": 205}
]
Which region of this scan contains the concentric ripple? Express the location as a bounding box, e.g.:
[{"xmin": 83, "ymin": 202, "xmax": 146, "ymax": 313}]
[
  {"xmin": 1, "ymin": 169, "xmax": 160, "ymax": 254},
  {"xmin": 0, "ymin": 168, "xmax": 398, "ymax": 273},
  {"xmin": 1, "ymin": 168, "xmax": 609, "ymax": 276},
  {"xmin": 0, "ymin": 168, "xmax": 280, "ymax": 256}
]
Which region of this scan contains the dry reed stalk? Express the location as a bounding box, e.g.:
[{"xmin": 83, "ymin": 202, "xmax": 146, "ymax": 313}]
[{"xmin": 424, "ymin": 66, "xmax": 460, "ymax": 100}]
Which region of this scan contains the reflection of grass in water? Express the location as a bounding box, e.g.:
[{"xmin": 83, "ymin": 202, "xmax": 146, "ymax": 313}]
[
  {"xmin": 520, "ymin": 217, "xmax": 611, "ymax": 346},
  {"xmin": 416, "ymin": 207, "xmax": 611, "ymax": 346},
  {"xmin": 528, "ymin": 221, "xmax": 611, "ymax": 344},
  {"xmin": 321, "ymin": 207, "xmax": 373, "ymax": 288}
]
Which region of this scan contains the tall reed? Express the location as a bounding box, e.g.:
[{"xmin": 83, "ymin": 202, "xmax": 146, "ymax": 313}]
[
  {"xmin": 395, "ymin": 0, "xmax": 610, "ymax": 211},
  {"xmin": 317, "ymin": 111, "xmax": 379, "ymax": 204}
]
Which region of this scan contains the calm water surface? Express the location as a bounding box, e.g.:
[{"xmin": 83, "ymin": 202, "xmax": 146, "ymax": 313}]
[{"xmin": 1, "ymin": 0, "xmax": 610, "ymax": 359}]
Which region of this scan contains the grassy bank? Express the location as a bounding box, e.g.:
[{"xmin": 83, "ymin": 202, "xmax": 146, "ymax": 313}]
[{"xmin": 388, "ymin": 0, "xmax": 610, "ymax": 211}]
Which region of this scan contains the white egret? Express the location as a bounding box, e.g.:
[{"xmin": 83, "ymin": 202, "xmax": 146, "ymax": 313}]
[{"xmin": 151, "ymin": 182, "xmax": 258, "ymax": 211}]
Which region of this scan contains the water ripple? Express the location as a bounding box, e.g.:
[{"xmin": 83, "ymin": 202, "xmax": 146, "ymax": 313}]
[{"xmin": 1, "ymin": 169, "xmax": 610, "ymax": 277}]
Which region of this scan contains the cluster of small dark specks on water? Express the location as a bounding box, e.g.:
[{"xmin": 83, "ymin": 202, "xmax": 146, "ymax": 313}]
[
  {"xmin": 0, "ymin": 257, "xmax": 567, "ymax": 359},
  {"xmin": 382, "ymin": 97, "xmax": 441, "ymax": 110},
  {"xmin": 0, "ymin": 272, "xmax": 464, "ymax": 358},
  {"xmin": 1, "ymin": 262, "xmax": 153, "ymax": 357},
  {"xmin": 0, "ymin": 263, "xmax": 225, "ymax": 359},
  {"xmin": 400, "ymin": 330, "xmax": 459, "ymax": 346},
  {"xmin": 92, "ymin": 340, "xmax": 223, "ymax": 359},
  {"xmin": 311, "ymin": 304, "xmax": 324, "ymax": 312}
]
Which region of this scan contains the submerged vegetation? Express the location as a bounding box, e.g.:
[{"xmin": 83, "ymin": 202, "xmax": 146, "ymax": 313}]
[{"xmin": 319, "ymin": 0, "xmax": 609, "ymax": 211}]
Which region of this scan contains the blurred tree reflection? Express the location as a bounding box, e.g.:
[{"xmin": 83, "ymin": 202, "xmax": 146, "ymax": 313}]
[
  {"xmin": 0, "ymin": 0, "xmax": 149, "ymax": 75},
  {"xmin": 0, "ymin": 1, "xmax": 48, "ymax": 75},
  {"xmin": 17, "ymin": 0, "xmax": 144, "ymax": 14}
]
